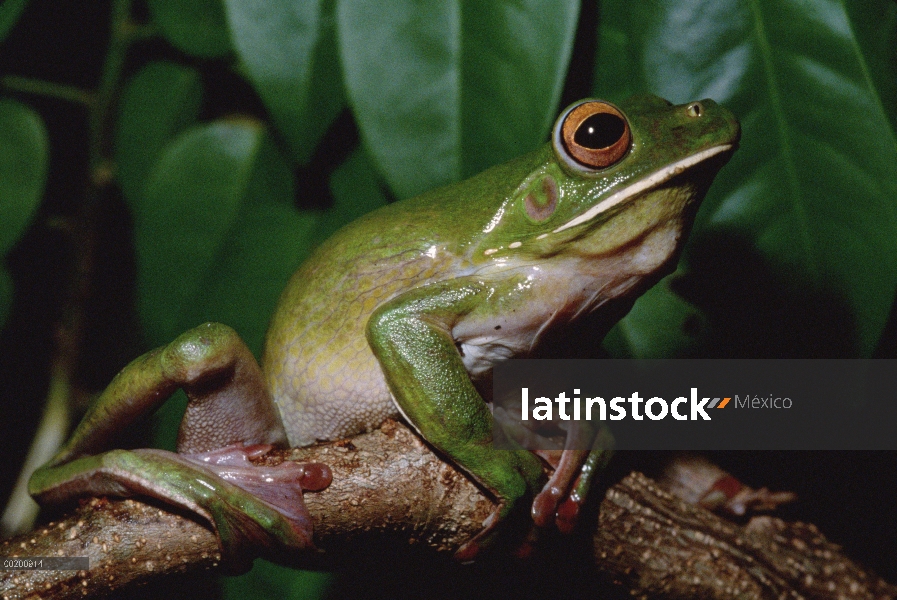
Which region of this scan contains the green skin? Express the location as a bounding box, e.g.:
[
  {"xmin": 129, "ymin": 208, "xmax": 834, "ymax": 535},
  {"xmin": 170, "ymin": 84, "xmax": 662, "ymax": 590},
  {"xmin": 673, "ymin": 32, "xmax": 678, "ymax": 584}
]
[{"xmin": 29, "ymin": 95, "xmax": 739, "ymax": 568}]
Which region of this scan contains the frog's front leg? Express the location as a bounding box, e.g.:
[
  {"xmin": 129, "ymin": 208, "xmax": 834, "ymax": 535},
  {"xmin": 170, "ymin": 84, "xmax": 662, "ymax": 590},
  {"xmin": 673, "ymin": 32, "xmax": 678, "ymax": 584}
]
[
  {"xmin": 366, "ymin": 279, "xmax": 545, "ymax": 560},
  {"xmin": 28, "ymin": 323, "xmax": 331, "ymax": 570}
]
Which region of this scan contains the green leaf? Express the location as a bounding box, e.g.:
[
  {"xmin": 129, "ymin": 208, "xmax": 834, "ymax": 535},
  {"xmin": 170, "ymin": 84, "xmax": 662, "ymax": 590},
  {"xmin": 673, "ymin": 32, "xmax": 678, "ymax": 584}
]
[
  {"xmin": 115, "ymin": 61, "xmax": 203, "ymax": 204},
  {"xmin": 338, "ymin": 0, "xmax": 580, "ymax": 198},
  {"xmin": 0, "ymin": 98, "xmax": 48, "ymax": 254},
  {"xmin": 0, "ymin": 0, "xmax": 29, "ymax": 42},
  {"xmin": 590, "ymin": 7, "xmax": 640, "ymax": 104},
  {"xmin": 596, "ymin": 0, "xmax": 897, "ymax": 356},
  {"xmin": 842, "ymin": 0, "xmax": 897, "ymax": 132},
  {"xmin": 224, "ymin": 0, "xmax": 345, "ymax": 165},
  {"xmin": 134, "ymin": 121, "xmax": 311, "ymax": 350},
  {"xmin": 314, "ymin": 147, "xmax": 389, "ymax": 246},
  {"xmin": 195, "ymin": 183, "xmax": 317, "ymax": 354},
  {"xmin": 148, "ymin": 0, "xmax": 232, "ymax": 58},
  {"xmin": 725, "ymin": 0, "xmax": 897, "ymax": 355},
  {"xmin": 224, "ymin": 560, "xmax": 331, "ymax": 600},
  {"xmin": 204, "ymin": 147, "xmax": 387, "ymax": 349},
  {"xmin": 0, "ymin": 99, "xmax": 45, "ymax": 330},
  {"xmin": 593, "ymin": 2, "xmax": 749, "ymax": 106}
]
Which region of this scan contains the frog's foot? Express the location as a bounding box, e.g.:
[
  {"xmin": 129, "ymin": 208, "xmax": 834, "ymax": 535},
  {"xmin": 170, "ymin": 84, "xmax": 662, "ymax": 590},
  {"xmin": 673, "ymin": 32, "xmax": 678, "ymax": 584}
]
[
  {"xmin": 180, "ymin": 444, "xmax": 332, "ymax": 564},
  {"xmin": 458, "ymin": 459, "xmax": 585, "ymax": 563},
  {"xmin": 454, "ymin": 493, "xmax": 544, "ymax": 563},
  {"xmin": 531, "ymin": 449, "xmax": 587, "ymax": 533},
  {"xmin": 698, "ymin": 478, "xmax": 796, "ymax": 516},
  {"xmin": 455, "ymin": 480, "xmax": 567, "ymax": 561},
  {"xmin": 28, "ymin": 324, "xmax": 335, "ymax": 571},
  {"xmin": 531, "ymin": 432, "xmax": 614, "ymax": 534},
  {"xmin": 660, "ymin": 453, "xmax": 795, "ymax": 518},
  {"xmin": 449, "ymin": 447, "xmax": 546, "ymax": 563},
  {"xmin": 30, "ymin": 447, "xmax": 331, "ymax": 572}
]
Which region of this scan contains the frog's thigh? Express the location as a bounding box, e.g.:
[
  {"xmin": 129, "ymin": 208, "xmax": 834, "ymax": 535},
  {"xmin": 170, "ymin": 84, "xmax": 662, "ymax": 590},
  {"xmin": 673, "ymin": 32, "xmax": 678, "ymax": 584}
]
[{"xmin": 58, "ymin": 322, "xmax": 286, "ymax": 461}]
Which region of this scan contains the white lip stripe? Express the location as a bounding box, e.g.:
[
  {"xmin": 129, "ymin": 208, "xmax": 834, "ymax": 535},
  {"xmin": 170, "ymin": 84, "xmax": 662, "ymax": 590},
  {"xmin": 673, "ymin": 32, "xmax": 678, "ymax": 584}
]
[{"xmin": 552, "ymin": 144, "xmax": 733, "ymax": 234}]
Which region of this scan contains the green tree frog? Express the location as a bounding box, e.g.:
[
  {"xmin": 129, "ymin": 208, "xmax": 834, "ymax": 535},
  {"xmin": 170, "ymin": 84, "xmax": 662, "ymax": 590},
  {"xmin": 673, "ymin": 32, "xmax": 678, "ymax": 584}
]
[{"xmin": 29, "ymin": 95, "xmax": 739, "ymax": 566}]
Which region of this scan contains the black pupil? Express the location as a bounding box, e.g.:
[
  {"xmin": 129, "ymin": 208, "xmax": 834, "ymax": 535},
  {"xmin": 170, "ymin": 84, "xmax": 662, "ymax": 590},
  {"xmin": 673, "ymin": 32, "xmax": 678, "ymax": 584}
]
[{"xmin": 573, "ymin": 112, "xmax": 625, "ymax": 149}]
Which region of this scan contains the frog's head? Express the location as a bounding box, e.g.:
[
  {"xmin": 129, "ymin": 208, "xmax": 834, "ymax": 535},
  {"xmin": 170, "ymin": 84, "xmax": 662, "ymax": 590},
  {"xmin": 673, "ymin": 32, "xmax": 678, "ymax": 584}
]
[{"xmin": 472, "ymin": 95, "xmax": 739, "ymax": 278}]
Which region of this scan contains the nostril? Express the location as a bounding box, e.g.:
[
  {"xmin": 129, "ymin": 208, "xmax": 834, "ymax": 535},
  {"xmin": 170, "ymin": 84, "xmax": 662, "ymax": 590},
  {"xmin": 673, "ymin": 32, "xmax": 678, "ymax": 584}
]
[{"xmin": 686, "ymin": 102, "xmax": 703, "ymax": 118}]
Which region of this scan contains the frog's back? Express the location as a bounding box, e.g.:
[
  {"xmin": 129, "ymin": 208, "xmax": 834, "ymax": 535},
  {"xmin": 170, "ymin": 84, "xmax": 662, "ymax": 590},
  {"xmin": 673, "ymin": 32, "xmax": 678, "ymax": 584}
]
[
  {"xmin": 262, "ymin": 199, "xmax": 467, "ymax": 447},
  {"xmin": 262, "ymin": 150, "xmax": 548, "ymax": 447}
]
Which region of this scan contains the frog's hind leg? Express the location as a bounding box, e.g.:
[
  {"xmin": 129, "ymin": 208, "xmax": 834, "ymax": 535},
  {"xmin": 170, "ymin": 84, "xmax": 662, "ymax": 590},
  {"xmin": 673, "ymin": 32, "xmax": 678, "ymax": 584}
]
[{"xmin": 29, "ymin": 322, "xmax": 331, "ymax": 569}]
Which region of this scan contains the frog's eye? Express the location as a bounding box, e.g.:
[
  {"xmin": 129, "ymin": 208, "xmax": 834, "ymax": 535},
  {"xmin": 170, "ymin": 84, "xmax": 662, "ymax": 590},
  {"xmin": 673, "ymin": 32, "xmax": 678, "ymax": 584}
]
[{"xmin": 554, "ymin": 100, "xmax": 631, "ymax": 171}]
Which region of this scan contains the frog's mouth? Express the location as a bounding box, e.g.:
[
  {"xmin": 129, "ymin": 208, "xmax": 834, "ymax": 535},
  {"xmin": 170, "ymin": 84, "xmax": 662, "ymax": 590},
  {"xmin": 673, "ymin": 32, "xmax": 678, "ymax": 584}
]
[{"xmin": 552, "ymin": 144, "xmax": 735, "ymax": 234}]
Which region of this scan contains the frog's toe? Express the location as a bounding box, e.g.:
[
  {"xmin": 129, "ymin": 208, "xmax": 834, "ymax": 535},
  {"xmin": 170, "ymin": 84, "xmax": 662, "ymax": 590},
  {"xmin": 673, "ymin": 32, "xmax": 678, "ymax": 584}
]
[
  {"xmin": 555, "ymin": 496, "xmax": 581, "ymax": 534},
  {"xmin": 532, "ymin": 438, "xmax": 613, "ymax": 533},
  {"xmin": 531, "ymin": 485, "xmax": 564, "ymax": 528},
  {"xmin": 530, "ymin": 448, "xmax": 588, "ymax": 529},
  {"xmin": 532, "ymin": 485, "xmax": 584, "ymax": 533}
]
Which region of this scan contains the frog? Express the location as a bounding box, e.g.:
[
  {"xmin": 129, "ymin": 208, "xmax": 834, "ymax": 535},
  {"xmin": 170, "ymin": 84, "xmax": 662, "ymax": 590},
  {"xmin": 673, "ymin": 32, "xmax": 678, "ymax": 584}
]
[{"xmin": 28, "ymin": 94, "xmax": 740, "ymax": 567}]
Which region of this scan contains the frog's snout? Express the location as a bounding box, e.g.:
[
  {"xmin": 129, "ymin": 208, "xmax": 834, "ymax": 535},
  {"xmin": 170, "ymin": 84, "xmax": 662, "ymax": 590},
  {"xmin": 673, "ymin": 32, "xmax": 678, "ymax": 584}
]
[
  {"xmin": 689, "ymin": 98, "xmax": 741, "ymax": 148},
  {"xmin": 722, "ymin": 111, "xmax": 742, "ymax": 148}
]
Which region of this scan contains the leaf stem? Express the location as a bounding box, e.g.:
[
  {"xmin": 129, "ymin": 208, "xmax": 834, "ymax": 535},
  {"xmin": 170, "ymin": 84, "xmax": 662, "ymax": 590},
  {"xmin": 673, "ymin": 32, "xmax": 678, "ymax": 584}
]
[
  {"xmin": 90, "ymin": 0, "xmax": 133, "ymax": 175},
  {"xmin": 1, "ymin": 75, "xmax": 93, "ymax": 107}
]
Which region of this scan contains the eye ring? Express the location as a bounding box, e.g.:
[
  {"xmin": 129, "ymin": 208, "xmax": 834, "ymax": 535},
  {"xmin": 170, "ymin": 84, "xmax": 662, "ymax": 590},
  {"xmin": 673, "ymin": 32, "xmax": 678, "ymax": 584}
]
[{"xmin": 553, "ymin": 100, "xmax": 631, "ymax": 171}]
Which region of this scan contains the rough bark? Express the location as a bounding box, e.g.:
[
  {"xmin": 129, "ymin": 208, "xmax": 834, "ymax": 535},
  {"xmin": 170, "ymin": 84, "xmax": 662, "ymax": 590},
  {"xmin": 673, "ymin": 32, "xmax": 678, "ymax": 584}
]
[{"xmin": 1, "ymin": 421, "xmax": 894, "ymax": 600}]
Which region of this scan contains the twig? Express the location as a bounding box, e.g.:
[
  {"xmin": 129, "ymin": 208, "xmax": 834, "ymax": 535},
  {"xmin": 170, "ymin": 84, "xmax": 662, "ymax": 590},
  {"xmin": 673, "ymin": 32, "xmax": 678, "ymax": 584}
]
[{"xmin": 1, "ymin": 422, "xmax": 893, "ymax": 600}]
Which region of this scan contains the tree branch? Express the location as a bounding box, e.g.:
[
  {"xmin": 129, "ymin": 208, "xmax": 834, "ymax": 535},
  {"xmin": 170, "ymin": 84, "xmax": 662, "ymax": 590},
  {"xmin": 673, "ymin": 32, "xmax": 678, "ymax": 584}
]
[{"xmin": 2, "ymin": 421, "xmax": 894, "ymax": 599}]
